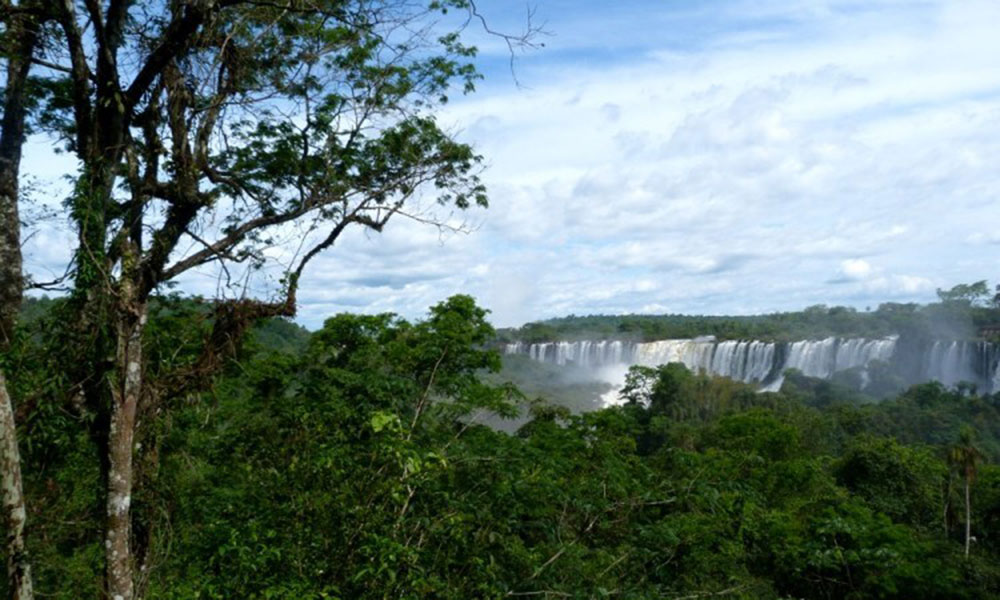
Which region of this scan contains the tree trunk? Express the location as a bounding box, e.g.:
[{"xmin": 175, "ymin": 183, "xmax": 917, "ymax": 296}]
[
  {"xmin": 0, "ymin": 12, "xmax": 31, "ymax": 345},
  {"xmin": 106, "ymin": 273, "xmax": 146, "ymax": 600},
  {"xmin": 942, "ymin": 496, "xmax": 949, "ymax": 539},
  {"xmin": 942, "ymin": 476, "xmax": 951, "ymax": 540},
  {"xmin": 964, "ymin": 476, "xmax": 971, "ymax": 558},
  {"xmin": 0, "ymin": 373, "xmax": 32, "ymax": 600},
  {"xmin": 0, "ymin": 2, "xmax": 38, "ymax": 596}
]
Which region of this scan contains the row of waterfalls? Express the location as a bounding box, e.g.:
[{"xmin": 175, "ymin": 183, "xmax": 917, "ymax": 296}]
[{"xmin": 504, "ymin": 337, "xmax": 1000, "ymax": 393}]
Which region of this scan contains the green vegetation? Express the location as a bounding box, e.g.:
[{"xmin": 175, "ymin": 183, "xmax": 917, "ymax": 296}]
[
  {"xmin": 2, "ymin": 0, "xmax": 529, "ymax": 594},
  {"xmin": 7, "ymin": 294, "xmax": 1000, "ymax": 598},
  {"xmin": 4, "ymin": 0, "xmax": 995, "ymax": 596},
  {"xmin": 500, "ymin": 281, "xmax": 1000, "ymax": 342}
]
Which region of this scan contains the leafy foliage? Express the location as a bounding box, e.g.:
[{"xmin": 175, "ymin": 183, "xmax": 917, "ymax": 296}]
[{"xmin": 7, "ymin": 295, "xmax": 1000, "ymax": 598}]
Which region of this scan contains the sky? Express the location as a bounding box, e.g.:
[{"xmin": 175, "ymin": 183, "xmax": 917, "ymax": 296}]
[{"xmin": 20, "ymin": 0, "xmax": 1000, "ymax": 329}]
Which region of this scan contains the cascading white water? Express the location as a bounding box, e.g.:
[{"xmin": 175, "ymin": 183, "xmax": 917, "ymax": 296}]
[
  {"xmin": 784, "ymin": 338, "xmax": 837, "ymax": 378},
  {"xmin": 766, "ymin": 337, "xmax": 897, "ymax": 389},
  {"xmin": 504, "ymin": 335, "xmax": 998, "ymax": 398},
  {"xmin": 505, "ymin": 340, "xmax": 633, "ymax": 367},
  {"xmin": 630, "ymin": 339, "xmax": 778, "ymax": 384},
  {"xmin": 924, "ymin": 341, "xmax": 972, "ymax": 387},
  {"xmin": 507, "ymin": 337, "xmax": 897, "ymax": 384},
  {"xmin": 836, "ymin": 337, "xmax": 896, "ymax": 373},
  {"xmin": 993, "ymin": 356, "xmax": 1000, "ymax": 392},
  {"xmin": 921, "ymin": 340, "xmax": 1000, "ymax": 390},
  {"xmin": 634, "ymin": 339, "xmax": 715, "ymax": 374}
]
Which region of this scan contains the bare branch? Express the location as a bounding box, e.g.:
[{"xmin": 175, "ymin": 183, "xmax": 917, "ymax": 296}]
[
  {"xmin": 466, "ymin": 0, "xmax": 548, "ymax": 87},
  {"xmin": 28, "ymin": 57, "xmax": 75, "ymax": 75},
  {"xmin": 160, "ymin": 200, "xmax": 320, "ymax": 283}
]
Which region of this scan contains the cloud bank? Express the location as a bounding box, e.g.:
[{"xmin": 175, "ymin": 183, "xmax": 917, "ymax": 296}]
[{"xmin": 20, "ymin": 0, "xmax": 1000, "ymax": 328}]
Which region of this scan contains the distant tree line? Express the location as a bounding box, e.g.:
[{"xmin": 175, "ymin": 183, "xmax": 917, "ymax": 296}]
[{"xmin": 498, "ymin": 280, "xmax": 1000, "ymax": 343}]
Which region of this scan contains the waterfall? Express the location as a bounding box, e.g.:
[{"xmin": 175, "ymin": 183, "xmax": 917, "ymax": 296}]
[
  {"xmin": 633, "ymin": 340, "xmax": 716, "ymax": 374},
  {"xmin": 505, "ymin": 336, "xmax": 903, "ymax": 387},
  {"xmin": 505, "ymin": 340, "xmax": 635, "ymax": 367},
  {"xmin": 993, "ymin": 351, "xmax": 1000, "ymax": 391},
  {"xmin": 924, "ymin": 341, "xmax": 968, "ymax": 387},
  {"xmin": 629, "ymin": 339, "xmax": 778, "ymax": 384},
  {"xmin": 504, "ymin": 334, "xmax": 1000, "ymax": 395},
  {"xmin": 767, "ymin": 337, "xmax": 898, "ymax": 389},
  {"xmin": 918, "ymin": 340, "xmax": 1000, "ymax": 391}
]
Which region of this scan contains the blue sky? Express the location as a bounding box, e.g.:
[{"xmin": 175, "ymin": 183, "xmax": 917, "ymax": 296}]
[{"xmin": 20, "ymin": 0, "xmax": 1000, "ymax": 328}]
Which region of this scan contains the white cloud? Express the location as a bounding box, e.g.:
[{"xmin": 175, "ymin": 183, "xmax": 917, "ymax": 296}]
[
  {"xmin": 837, "ymin": 259, "xmax": 874, "ymax": 281},
  {"xmin": 17, "ymin": 0, "xmax": 1000, "ymax": 328},
  {"xmin": 968, "ymin": 231, "xmax": 1000, "ymax": 245}
]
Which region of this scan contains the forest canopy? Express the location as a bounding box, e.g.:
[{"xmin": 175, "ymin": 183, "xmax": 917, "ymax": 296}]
[{"xmin": 7, "ymin": 294, "xmax": 1000, "ymax": 598}]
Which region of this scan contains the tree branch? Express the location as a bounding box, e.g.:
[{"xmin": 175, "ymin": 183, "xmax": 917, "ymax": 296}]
[
  {"xmin": 28, "ymin": 57, "xmax": 75, "ymax": 75},
  {"xmin": 159, "ymin": 193, "xmax": 338, "ymax": 283},
  {"xmin": 125, "ymin": 1, "xmax": 234, "ymax": 108},
  {"xmin": 55, "ymin": 0, "xmax": 94, "ymax": 155},
  {"xmin": 465, "ymin": 0, "xmax": 547, "ymax": 87},
  {"xmin": 152, "ymin": 296, "xmax": 295, "ymax": 403}
]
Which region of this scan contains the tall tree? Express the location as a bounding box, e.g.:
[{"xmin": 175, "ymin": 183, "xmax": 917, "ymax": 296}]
[
  {"xmin": 936, "ymin": 280, "xmax": 991, "ymax": 307},
  {"xmin": 949, "ymin": 427, "xmax": 984, "ymax": 558},
  {"xmin": 5, "ymin": 1, "xmax": 532, "ymax": 597},
  {"xmin": 0, "ymin": 0, "xmax": 43, "ymax": 597}
]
